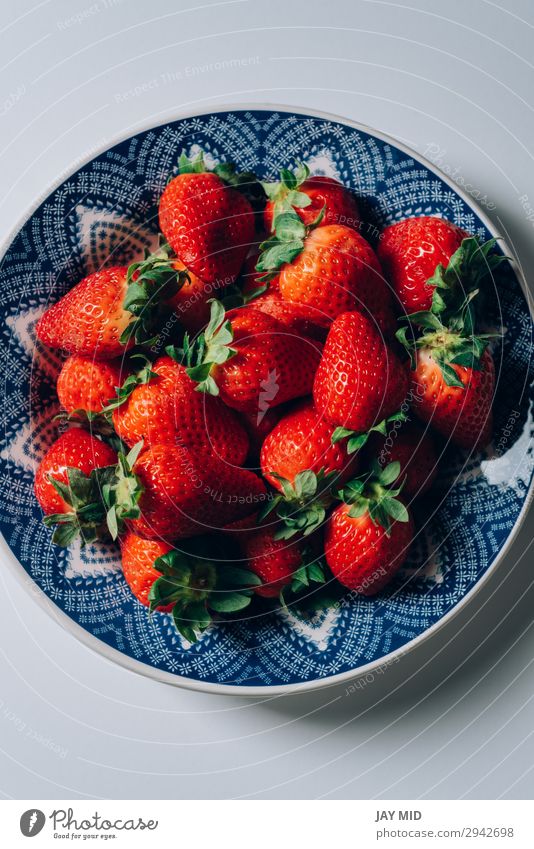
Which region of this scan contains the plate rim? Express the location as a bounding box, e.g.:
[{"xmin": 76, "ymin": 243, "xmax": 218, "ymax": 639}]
[{"xmin": 1, "ymin": 101, "xmax": 533, "ymax": 697}]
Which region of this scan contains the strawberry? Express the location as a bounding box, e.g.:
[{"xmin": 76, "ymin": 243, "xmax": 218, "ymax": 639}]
[
  {"xmin": 325, "ymin": 461, "xmax": 413, "ymax": 594},
  {"xmin": 36, "ymin": 259, "xmax": 183, "ymax": 358},
  {"xmin": 158, "ymin": 151, "xmax": 255, "ymax": 287},
  {"xmin": 111, "ymin": 355, "xmax": 249, "ymax": 466},
  {"xmin": 378, "ymin": 217, "xmax": 505, "ymax": 316},
  {"xmin": 256, "ymin": 211, "xmax": 394, "ymax": 328},
  {"xmin": 262, "ymin": 163, "xmax": 360, "ymax": 234},
  {"xmin": 36, "ymin": 267, "xmax": 132, "ymax": 359},
  {"xmin": 397, "ymin": 305, "xmax": 496, "ymax": 449},
  {"xmin": 177, "ymin": 301, "xmax": 322, "ymax": 415},
  {"xmin": 368, "ymin": 421, "xmax": 438, "ymax": 498},
  {"xmin": 413, "ymin": 346, "xmax": 494, "ymax": 449},
  {"xmin": 261, "ymin": 401, "xmax": 358, "ymax": 492},
  {"xmin": 57, "ymin": 355, "xmax": 125, "ymax": 415},
  {"xmin": 313, "ymin": 310, "xmax": 409, "ymax": 433},
  {"xmin": 120, "ymin": 532, "xmax": 174, "ymax": 608},
  {"xmin": 240, "ymin": 525, "xmax": 304, "ymax": 598},
  {"xmin": 121, "ymin": 531, "xmax": 262, "ymax": 640},
  {"xmin": 34, "ymin": 428, "xmax": 117, "ymax": 546},
  {"xmin": 113, "ymin": 442, "xmax": 267, "ymax": 541}
]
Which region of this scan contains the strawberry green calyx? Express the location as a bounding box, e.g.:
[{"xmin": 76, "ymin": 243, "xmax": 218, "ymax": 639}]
[
  {"xmin": 261, "ymin": 162, "xmax": 312, "ymax": 228},
  {"xmin": 121, "ymin": 242, "xmax": 189, "ymax": 347},
  {"xmin": 167, "ymin": 299, "xmax": 236, "ymax": 396},
  {"xmin": 255, "ymin": 206, "xmax": 325, "ymax": 281},
  {"xmin": 43, "ymin": 465, "xmax": 118, "ymax": 547},
  {"xmin": 176, "ymin": 149, "xmax": 261, "ymax": 203},
  {"xmin": 338, "ymin": 460, "xmax": 409, "ymax": 537},
  {"xmin": 149, "ymin": 548, "xmax": 261, "ymax": 643},
  {"xmin": 177, "ymin": 150, "xmax": 208, "ymax": 175},
  {"xmin": 427, "ymin": 236, "xmax": 507, "ymax": 319},
  {"xmin": 102, "ymin": 441, "xmax": 144, "ymax": 540},
  {"xmin": 259, "ymin": 468, "xmax": 338, "ymax": 540},
  {"xmin": 331, "ymin": 410, "xmax": 408, "ymax": 454},
  {"xmin": 102, "ymin": 355, "xmax": 157, "ymax": 413},
  {"xmin": 284, "ymin": 551, "xmax": 326, "ymax": 598},
  {"xmin": 397, "ymin": 293, "xmax": 499, "ymax": 388}
]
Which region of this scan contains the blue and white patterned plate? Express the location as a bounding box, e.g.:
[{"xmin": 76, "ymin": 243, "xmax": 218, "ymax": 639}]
[{"xmin": 1, "ymin": 106, "xmax": 533, "ymax": 695}]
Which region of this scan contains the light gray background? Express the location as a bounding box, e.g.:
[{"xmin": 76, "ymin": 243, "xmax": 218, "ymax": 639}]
[{"xmin": 1, "ymin": 0, "xmax": 533, "ymax": 800}]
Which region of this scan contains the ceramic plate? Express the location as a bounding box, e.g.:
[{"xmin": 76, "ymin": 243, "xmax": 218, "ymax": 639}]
[{"xmin": 1, "ymin": 105, "xmax": 532, "ymax": 694}]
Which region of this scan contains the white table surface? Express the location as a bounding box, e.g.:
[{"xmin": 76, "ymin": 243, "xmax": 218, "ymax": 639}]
[{"xmin": 1, "ymin": 0, "xmax": 533, "ymax": 800}]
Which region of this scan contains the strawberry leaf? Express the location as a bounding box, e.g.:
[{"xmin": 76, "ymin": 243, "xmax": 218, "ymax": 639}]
[
  {"xmin": 209, "ymin": 592, "xmax": 252, "ymax": 613},
  {"xmin": 148, "ymin": 544, "xmax": 260, "ymax": 639},
  {"xmin": 435, "ymin": 358, "xmax": 465, "ymax": 388},
  {"xmin": 381, "ymin": 497, "xmax": 409, "ymax": 523},
  {"xmin": 377, "ymin": 461, "xmax": 401, "ymax": 486},
  {"xmin": 178, "ymin": 150, "xmax": 206, "ymax": 174},
  {"xmin": 331, "ymin": 427, "xmax": 355, "ymax": 444},
  {"xmin": 347, "ymin": 502, "xmax": 368, "ymax": 519}
]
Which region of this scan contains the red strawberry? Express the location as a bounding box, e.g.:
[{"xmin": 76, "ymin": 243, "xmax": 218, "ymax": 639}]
[
  {"xmin": 241, "ymin": 526, "xmax": 303, "ymax": 598},
  {"xmin": 368, "ymin": 421, "xmax": 439, "ymax": 498},
  {"xmin": 261, "ymin": 401, "xmax": 358, "ymax": 491},
  {"xmin": 182, "ymin": 301, "xmax": 322, "ymax": 415},
  {"xmin": 122, "ymin": 442, "xmax": 267, "ymax": 541},
  {"xmin": 313, "ymin": 310, "xmax": 409, "ymax": 433},
  {"xmin": 378, "ymin": 216, "xmax": 471, "ymax": 314},
  {"xmin": 257, "ymin": 220, "xmax": 394, "ymax": 328},
  {"xmin": 412, "ymin": 347, "xmax": 494, "ymax": 449},
  {"xmin": 112, "ymin": 355, "xmax": 249, "ymax": 466},
  {"xmin": 396, "ymin": 304, "xmax": 496, "ymax": 449},
  {"xmin": 325, "ymin": 461, "xmax": 413, "ymax": 594},
  {"xmin": 263, "ymin": 164, "xmax": 360, "ymax": 233},
  {"xmin": 120, "ymin": 532, "xmax": 173, "ymax": 608},
  {"xmin": 159, "ymin": 151, "xmax": 255, "ymax": 287},
  {"xmin": 36, "ymin": 267, "xmax": 132, "ymax": 359},
  {"xmin": 57, "ymin": 355, "xmax": 125, "ymax": 415},
  {"xmin": 34, "ymin": 429, "xmax": 117, "ymax": 545}
]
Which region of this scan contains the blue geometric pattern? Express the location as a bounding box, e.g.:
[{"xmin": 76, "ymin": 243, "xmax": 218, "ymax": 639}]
[{"xmin": 0, "ymin": 108, "xmax": 532, "ymax": 690}]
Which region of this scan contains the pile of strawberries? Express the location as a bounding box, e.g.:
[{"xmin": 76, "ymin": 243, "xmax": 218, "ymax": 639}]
[{"xmin": 34, "ymin": 152, "xmax": 505, "ymax": 642}]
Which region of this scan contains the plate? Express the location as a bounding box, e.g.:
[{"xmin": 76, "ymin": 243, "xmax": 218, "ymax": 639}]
[{"xmin": 1, "ymin": 105, "xmax": 533, "ymax": 695}]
